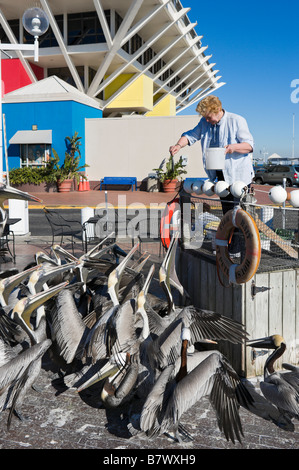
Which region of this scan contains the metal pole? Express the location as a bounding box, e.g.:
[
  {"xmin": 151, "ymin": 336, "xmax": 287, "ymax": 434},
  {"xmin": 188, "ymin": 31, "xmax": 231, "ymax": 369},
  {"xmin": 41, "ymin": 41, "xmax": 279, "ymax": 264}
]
[
  {"xmin": 3, "ymin": 113, "xmax": 9, "ymax": 185},
  {"xmin": 283, "ymin": 177, "xmax": 286, "ymax": 230},
  {"xmin": 292, "ymin": 113, "xmax": 295, "ymax": 159},
  {"xmin": 0, "ymin": 46, "xmax": 3, "ymax": 184}
]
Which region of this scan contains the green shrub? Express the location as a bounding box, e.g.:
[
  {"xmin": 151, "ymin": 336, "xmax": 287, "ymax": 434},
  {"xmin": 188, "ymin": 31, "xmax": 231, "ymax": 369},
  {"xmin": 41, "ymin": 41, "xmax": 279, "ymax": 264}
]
[{"xmin": 9, "ymin": 166, "xmax": 55, "ymax": 185}]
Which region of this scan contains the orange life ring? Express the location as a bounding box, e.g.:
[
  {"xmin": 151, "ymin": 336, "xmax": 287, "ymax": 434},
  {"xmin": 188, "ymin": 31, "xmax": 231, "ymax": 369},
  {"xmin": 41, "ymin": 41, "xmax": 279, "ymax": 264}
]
[
  {"xmin": 215, "ymin": 206, "xmax": 261, "ymax": 284},
  {"xmin": 160, "ymin": 198, "xmax": 180, "ymax": 249}
]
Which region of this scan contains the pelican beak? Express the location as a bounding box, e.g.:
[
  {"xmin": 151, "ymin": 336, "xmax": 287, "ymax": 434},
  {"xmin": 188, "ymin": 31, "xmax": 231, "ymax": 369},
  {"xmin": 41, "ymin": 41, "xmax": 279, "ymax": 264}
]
[
  {"xmin": 246, "ymin": 336, "xmax": 273, "ymax": 349},
  {"xmin": 0, "ymin": 185, "xmax": 43, "ymax": 204},
  {"xmin": 137, "ymin": 264, "xmax": 155, "ymax": 311},
  {"xmin": 0, "ymin": 264, "xmax": 41, "ymax": 305},
  {"xmin": 114, "ymin": 243, "xmax": 140, "ymax": 277},
  {"xmin": 199, "ymin": 338, "xmax": 218, "ymax": 344},
  {"xmin": 13, "ymin": 281, "xmax": 69, "ymax": 328},
  {"xmin": 52, "ymin": 245, "xmax": 78, "ymax": 262},
  {"xmin": 131, "ymin": 253, "xmax": 151, "ymax": 273},
  {"xmin": 29, "ymin": 261, "xmax": 79, "ymax": 292},
  {"xmin": 108, "ymin": 243, "xmax": 139, "ymax": 303},
  {"xmin": 143, "ymin": 264, "xmax": 155, "ymax": 295},
  {"xmin": 77, "ymin": 362, "xmax": 119, "ymax": 392}
]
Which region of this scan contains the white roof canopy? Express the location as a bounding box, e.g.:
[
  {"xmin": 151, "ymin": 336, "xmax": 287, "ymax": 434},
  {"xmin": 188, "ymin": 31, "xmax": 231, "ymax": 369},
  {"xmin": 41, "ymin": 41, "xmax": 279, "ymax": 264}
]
[{"xmin": 9, "ymin": 130, "xmax": 52, "ymax": 144}]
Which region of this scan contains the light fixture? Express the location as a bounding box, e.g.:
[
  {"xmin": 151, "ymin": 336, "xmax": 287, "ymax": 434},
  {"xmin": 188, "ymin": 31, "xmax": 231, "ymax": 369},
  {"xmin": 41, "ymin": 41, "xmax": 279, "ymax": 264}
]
[
  {"xmin": 22, "ymin": 7, "xmax": 49, "ymax": 37},
  {"xmin": 0, "ymin": 7, "xmax": 49, "ymax": 183},
  {"xmin": 22, "ymin": 7, "xmax": 49, "ymax": 61}
]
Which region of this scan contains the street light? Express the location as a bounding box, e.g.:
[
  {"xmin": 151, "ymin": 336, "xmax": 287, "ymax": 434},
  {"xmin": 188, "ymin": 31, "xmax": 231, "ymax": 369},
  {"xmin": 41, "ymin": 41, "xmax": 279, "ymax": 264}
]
[
  {"xmin": 22, "ymin": 7, "xmax": 50, "ymax": 62},
  {"xmin": 0, "ymin": 7, "xmax": 49, "ymax": 182}
]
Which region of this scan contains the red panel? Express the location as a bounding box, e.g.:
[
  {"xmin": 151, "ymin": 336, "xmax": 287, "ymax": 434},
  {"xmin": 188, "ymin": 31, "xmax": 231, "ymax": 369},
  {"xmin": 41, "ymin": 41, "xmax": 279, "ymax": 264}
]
[{"xmin": 1, "ymin": 58, "xmax": 44, "ymax": 95}]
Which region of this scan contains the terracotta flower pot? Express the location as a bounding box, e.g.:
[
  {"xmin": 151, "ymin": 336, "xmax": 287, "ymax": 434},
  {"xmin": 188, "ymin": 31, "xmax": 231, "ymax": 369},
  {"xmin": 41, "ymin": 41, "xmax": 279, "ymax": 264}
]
[
  {"xmin": 57, "ymin": 178, "xmax": 73, "ymax": 193},
  {"xmin": 162, "ymin": 179, "xmax": 178, "ymax": 192}
]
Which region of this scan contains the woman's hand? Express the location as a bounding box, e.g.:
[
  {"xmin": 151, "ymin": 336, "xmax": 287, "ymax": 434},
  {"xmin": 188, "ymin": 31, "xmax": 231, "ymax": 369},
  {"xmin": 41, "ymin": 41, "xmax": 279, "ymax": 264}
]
[{"xmin": 169, "ymin": 144, "xmax": 181, "ymax": 156}]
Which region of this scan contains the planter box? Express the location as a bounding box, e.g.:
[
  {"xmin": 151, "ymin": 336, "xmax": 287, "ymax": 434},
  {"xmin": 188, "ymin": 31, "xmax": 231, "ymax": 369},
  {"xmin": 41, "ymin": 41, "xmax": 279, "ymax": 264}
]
[{"xmin": 11, "ymin": 182, "xmax": 58, "ymax": 193}]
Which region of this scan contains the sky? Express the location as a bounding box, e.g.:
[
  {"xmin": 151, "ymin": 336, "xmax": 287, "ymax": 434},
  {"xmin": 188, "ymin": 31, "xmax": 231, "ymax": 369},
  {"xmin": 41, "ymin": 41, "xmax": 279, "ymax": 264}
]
[{"xmin": 179, "ymin": 0, "xmax": 299, "ymax": 161}]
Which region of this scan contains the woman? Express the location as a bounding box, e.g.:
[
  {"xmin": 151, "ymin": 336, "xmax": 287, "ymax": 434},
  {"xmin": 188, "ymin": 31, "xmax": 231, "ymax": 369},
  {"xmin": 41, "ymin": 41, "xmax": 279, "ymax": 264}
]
[{"xmin": 170, "ymin": 95, "xmax": 254, "ymax": 255}]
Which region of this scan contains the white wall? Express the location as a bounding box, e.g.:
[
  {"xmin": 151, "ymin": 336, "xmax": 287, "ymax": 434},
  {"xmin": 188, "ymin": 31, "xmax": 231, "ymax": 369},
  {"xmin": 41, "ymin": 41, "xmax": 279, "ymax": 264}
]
[{"xmin": 85, "ymin": 115, "xmax": 207, "ymax": 181}]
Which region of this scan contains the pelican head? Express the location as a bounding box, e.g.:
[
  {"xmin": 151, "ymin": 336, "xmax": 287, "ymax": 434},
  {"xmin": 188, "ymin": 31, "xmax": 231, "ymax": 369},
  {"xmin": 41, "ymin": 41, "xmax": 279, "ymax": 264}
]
[
  {"xmin": 77, "ymin": 352, "xmax": 128, "ymax": 392},
  {"xmin": 247, "ymin": 335, "xmax": 286, "ymax": 349},
  {"xmin": 27, "ymin": 261, "xmax": 79, "ymax": 294},
  {"xmin": 12, "ymin": 281, "xmax": 69, "ymax": 330},
  {"xmin": 108, "ymin": 243, "xmax": 139, "ymax": 305},
  {"xmin": 0, "ymin": 264, "xmax": 41, "ymax": 307}
]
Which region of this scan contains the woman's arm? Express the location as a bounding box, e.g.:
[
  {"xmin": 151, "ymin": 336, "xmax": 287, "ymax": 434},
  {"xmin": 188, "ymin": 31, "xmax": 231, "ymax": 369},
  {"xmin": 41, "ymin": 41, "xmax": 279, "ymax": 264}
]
[
  {"xmin": 169, "ymin": 135, "xmax": 189, "ymax": 156},
  {"xmin": 225, "ymin": 142, "xmax": 253, "ymax": 154}
]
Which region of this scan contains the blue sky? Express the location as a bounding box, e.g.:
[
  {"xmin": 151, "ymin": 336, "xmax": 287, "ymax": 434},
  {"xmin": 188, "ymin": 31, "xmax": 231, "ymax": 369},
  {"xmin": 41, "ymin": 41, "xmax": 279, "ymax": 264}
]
[{"xmin": 180, "ymin": 0, "xmax": 299, "ymax": 161}]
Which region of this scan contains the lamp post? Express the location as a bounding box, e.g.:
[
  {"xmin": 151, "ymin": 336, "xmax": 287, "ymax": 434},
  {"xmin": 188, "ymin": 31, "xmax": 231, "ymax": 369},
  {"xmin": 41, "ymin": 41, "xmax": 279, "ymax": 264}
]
[{"xmin": 0, "ymin": 7, "xmax": 49, "ymax": 183}]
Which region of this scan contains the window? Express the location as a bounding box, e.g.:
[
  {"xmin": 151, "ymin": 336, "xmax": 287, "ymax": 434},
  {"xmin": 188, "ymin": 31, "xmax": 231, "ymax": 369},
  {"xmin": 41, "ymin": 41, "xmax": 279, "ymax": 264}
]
[
  {"xmin": 48, "ymin": 66, "xmax": 85, "ymax": 88},
  {"xmin": 67, "ymin": 11, "xmax": 110, "ymax": 45},
  {"xmin": 0, "ymin": 19, "xmax": 20, "ymax": 42},
  {"xmin": 21, "ymin": 144, "xmax": 51, "ymax": 168},
  {"xmin": 39, "ymin": 16, "xmax": 63, "ymax": 48}
]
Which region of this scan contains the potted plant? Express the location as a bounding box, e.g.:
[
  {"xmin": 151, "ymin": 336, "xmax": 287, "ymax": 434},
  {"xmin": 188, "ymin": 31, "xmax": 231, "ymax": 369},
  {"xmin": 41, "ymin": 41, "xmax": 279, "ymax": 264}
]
[
  {"xmin": 153, "ymin": 154, "xmax": 187, "ymax": 192},
  {"xmin": 49, "ymin": 132, "xmax": 89, "ymax": 192}
]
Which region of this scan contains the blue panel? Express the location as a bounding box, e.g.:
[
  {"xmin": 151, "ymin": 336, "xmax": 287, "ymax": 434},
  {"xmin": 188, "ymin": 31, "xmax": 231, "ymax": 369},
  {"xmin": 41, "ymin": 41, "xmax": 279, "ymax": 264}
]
[{"xmin": 3, "ymin": 100, "xmax": 102, "ymax": 171}]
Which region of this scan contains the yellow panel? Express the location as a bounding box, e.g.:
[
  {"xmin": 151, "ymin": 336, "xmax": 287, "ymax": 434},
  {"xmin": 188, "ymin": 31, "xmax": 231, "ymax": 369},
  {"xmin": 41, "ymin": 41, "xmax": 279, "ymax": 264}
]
[
  {"xmin": 105, "ymin": 74, "xmax": 153, "ymax": 111},
  {"xmin": 146, "ymin": 94, "xmax": 176, "ymax": 116},
  {"xmin": 104, "ymin": 73, "xmax": 134, "ymax": 100}
]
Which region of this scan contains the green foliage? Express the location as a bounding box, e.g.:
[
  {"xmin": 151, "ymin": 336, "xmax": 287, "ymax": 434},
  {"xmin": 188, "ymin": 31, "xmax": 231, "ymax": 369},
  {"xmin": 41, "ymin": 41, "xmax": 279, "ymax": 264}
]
[
  {"xmin": 9, "ymin": 166, "xmax": 55, "ymax": 185},
  {"xmin": 65, "ymin": 131, "xmax": 81, "ymax": 158},
  {"xmin": 9, "ymin": 132, "xmax": 89, "ymax": 186},
  {"xmin": 50, "ymin": 148, "xmax": 89, "ymax": 184},
  {"xmin": 153, "ymin": 154, "xmax": 187, "ymax": 183}
]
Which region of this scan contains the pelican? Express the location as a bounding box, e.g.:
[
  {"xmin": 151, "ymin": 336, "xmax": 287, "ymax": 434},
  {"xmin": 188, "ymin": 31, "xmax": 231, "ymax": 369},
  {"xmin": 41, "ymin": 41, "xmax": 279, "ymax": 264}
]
[
  {"xmin": 107, "ymin": 243, "xmax": 140, "ymax": 306},
  {"xmin": 12, "ymin": 281, "xmax": 69, "ymax": 342},
  {"xmin": 48, "ymin": 247, "xmax": 146, "ymax": 377},
  {"xmin": 0, "ymin": 184, "xmax": 43, "ymax": 236},
  {"xmin": 140, "ymin": 324, "xmax": 253, "ymax": 444},
  {"xmin": 27, "ymin": 261, "xmax": 79, "ymax": 295},
  {"xmin": 74, "ymin": 265, "xmax": 156, "ymax": 393},
  {"xmin": 0, "ymin": 282, "xmax": 68, "ymax": 427},
  {"xmin": 158, "ymin": 233, "xmax": 191, "ymax": 313},
  {"xmin": 76, "ymin": 263, "xmax": 249, "ymax": 416},
  {"xmin": 247, "ymin": 335, "xmax": 299, "ymax": 422},
  {"xmin": 0, "ymin": 264, "xmax": 41, "ymax": 308},
  {"xmin": 35, "ymin": 250, "xmax": 60, "ymax": 267}
]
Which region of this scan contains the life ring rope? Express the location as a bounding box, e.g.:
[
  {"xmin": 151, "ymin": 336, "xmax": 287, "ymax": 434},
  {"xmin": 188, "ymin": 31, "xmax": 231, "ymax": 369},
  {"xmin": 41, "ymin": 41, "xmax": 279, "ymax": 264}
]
[{"xmin": 215, "ymin": 206, "xmax": 261, "ymax": 285}]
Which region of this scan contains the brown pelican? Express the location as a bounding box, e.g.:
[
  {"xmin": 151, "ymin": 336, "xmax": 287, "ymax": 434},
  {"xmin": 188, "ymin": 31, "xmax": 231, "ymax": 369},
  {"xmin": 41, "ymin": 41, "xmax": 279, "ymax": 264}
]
[
  {"xmin": 247, "ymin": 335, "xmax": 299, "ymax": 422},
  {"xmin": 107, "ymin": 243, "xmax": 140, "ymax": 306},
  {"xmin": 140, "ymin": 324, "xmax": 253, "ymax": 444},
  {"xmin": 158, "ymin": 233, "xmax": 191, "ymax": 313},
  {"xmin": 74, "ymin": 265, "xmax": 156, "ymax": 393},
  {"xmin": 0, "ymin": 264, "xmax": 41, "ymax": 308},
  {"xmin": 48, "ymin": 287, "xmax": 90, "ymax": 367},
  {"xmin": 0, "ymin": 184, "xmax": 43, "ymax": 236},
  {"xmin": 0, "ymin": 283, "xmax": 68, "ymax": 427},
  {"xmin": 35, "ymin": 250, "xmax": 60, "ymax": 267},
  {"xmin": 76, "ymin": 264, "xmax": 249, "ymax": 418}
]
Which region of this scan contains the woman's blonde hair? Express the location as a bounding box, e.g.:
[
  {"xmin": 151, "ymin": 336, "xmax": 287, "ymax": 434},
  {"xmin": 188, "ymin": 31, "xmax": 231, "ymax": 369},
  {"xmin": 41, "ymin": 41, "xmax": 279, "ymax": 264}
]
[{"xmin": 196, "ymin": 95, "xmax": 222, "ymax": 116}]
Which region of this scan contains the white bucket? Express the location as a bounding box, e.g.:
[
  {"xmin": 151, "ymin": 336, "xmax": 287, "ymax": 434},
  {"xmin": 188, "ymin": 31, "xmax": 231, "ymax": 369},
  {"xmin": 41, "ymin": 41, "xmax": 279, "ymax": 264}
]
[{"xmin": 206, "ymin": 147, "xmax": 226, "ymax": 170}]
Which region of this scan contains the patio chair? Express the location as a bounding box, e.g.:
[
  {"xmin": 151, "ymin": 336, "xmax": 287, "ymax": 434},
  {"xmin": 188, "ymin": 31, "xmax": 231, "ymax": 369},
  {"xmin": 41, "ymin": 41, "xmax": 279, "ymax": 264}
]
[
  {"xmin": 0, "ymin": 224, "xmax": 16, "ymax": 263},
  {"xmin": 43, "ymin": 207, "xmax": 84, "ymax": 254}
]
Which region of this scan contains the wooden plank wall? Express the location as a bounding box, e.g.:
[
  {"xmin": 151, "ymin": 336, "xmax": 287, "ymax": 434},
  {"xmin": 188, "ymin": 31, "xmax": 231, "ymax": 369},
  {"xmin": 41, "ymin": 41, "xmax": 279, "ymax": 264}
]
[{"xmin": 177, "ymin": 248, "xmax": 299, "ymax": 377}]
